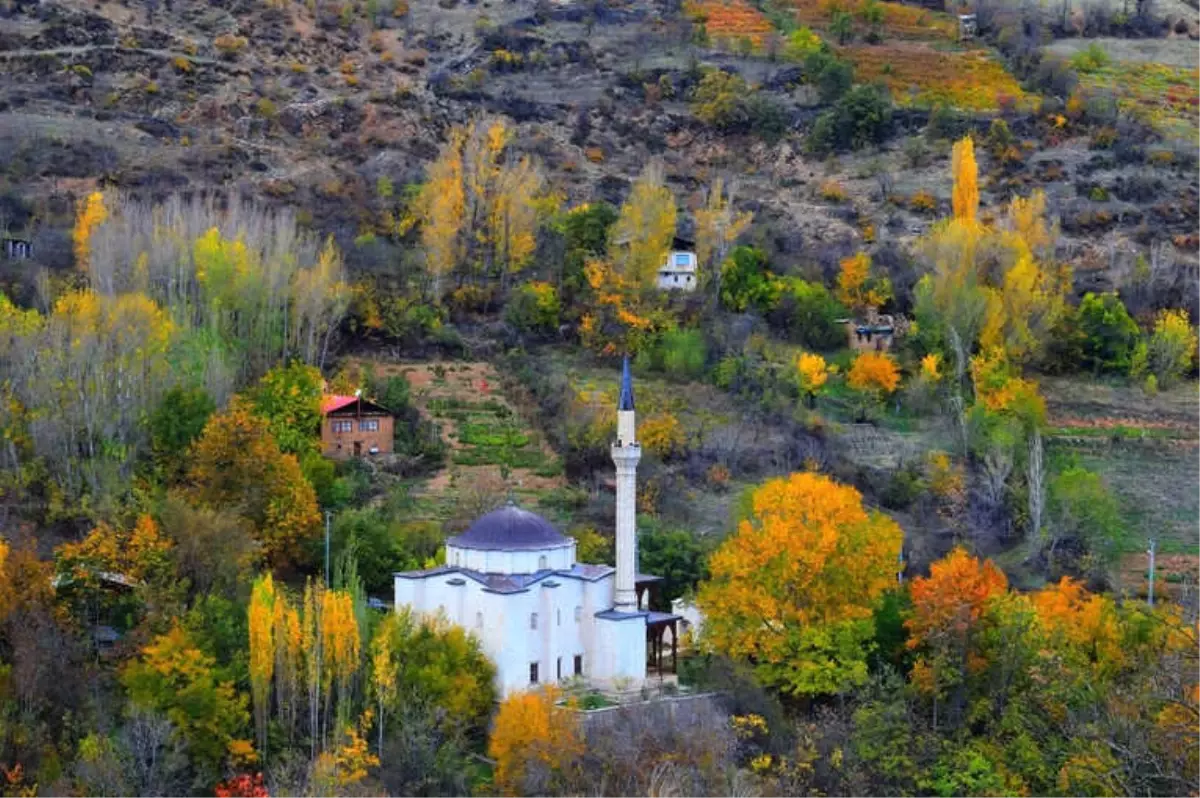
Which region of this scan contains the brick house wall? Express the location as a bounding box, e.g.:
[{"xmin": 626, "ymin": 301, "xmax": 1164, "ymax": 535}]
[{"xmin": 320, "ymin": 396, "xmax": 395, "ymax": 459}]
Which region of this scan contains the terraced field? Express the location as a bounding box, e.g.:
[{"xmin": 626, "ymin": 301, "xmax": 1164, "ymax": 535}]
[{"xmin": 1040, "ymin": 376, "xmax": 1199, "ymax": 558}]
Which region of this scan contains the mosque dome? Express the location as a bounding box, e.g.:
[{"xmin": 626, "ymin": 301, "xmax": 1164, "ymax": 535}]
[{"xmin": 448, "ymin": 504, "xmax": 570, "ymax": 552}]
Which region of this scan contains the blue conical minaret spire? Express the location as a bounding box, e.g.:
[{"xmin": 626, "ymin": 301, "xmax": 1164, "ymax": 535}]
[{"xmin": 618, "ymin": 355, "xmax": 635, "ymax": 411}]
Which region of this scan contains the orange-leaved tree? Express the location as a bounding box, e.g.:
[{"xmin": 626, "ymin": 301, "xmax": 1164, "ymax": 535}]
[
  {"xmin": 187, "ymin": 397, "xmax": 320, "ymax": 567},
  {"xmin": 488, "ymin": 685, "xmax": 583, "ymax": 796},
  {"xmin": 836, "ymin": 252, "xmax": 892, "ymax": 312},
  {"xmin": 847, "ymin": 351, "xmax": 900, "ymax": 420},
  {"xmin": 73, "ymin": 191, "xmax": 108, "ymax": 270},
  {"xmin": 698, "ymin": 472, "xmax": 903, "ymax": 697},
  {"xmin": 906, "ymin": 546, "xmax": 1007, "ymax": 728}
]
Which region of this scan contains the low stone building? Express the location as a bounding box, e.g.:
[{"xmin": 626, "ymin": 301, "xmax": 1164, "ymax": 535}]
[
  {"xmin": 657, "ymin": 251, "xmax": 698, "ymax": 291},
  {"xmin": 320, "ymin": 394, "xmax": 394, "ymax": 458}
]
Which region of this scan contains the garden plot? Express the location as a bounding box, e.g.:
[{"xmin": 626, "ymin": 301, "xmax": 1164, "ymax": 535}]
[
  {"xmin": 356, "ymin": 360, "xmax": 565, "ymax": 504},
  {"xmin": 1040, "ymin": 376, "xmax": 1199, "ymax": 556}
]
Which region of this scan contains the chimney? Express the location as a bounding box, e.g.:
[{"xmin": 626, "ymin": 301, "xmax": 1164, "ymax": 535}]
[{"xmin": 611, "ymin": 356, "xmax": 641, "ymax": 612}]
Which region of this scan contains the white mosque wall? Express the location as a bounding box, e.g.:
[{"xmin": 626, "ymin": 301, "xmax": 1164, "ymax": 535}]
[
  {"xmin": 445, "ymin": 541, "xmax": 576, "ymax": 574},
  {"xmin": 394, "ymin": 569, "xmax": 619, "ymax": 695}
]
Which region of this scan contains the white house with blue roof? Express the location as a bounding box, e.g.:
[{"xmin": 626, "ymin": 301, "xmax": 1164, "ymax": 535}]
[{"xmin": 394, "ymin": 359, "xmax": 680, "ymax": 695}]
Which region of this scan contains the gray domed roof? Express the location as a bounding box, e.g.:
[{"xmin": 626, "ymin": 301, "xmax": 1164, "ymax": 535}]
[{"xmin": 447, "ymin": 504, "xmax": 570, "ymax": 551}]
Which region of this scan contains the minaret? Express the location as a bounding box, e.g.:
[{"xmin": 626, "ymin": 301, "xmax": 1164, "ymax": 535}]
[{"xmin": 611, "ymin": 356, "xmax": 641, "ymax": 613}]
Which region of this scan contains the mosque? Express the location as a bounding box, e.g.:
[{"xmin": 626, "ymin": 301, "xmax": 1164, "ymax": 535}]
[{"xmin": 393, "ymin": 359, "xmax": 681, "ymax": 695}]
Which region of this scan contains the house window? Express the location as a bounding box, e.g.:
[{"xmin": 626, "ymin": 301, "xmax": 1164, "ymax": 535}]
[
  {"xmin": 557, "ymin": 657, "xmax": 562, "ymax": 680},
  {"xmin": 538, "ymin": 555, "xmax": 547, "ymax": 570},
  {"xmin": 530, "ymin": 662, "xmax": 539, "ymax": 684},
  {"xmin": 475, "ymin": 611, "xmax": 483, "ymax": 629},
  {"xmin": 574, "ymin": 606, "xmax": 581, "ymax": 623},
  {"xmin": 530, "ymin": 612, "xmax": 538, "ymax": 630},
  {"xmin": 359, "ymin": 418, "xmax": 380, "ymax": 432},
  {"xmin": 332, "ymin": 419, "xmax": 353, "ymax": 433},
  {"xmin": 557, "ymin": 608, "xmax": 561, "ymax": 626},
  {"xmin": 675, "ymin": 253, "xmax": 689, "ymax": 266},
  {"xmin": 674, "ymin": 275, "xmax": 679, "ymax": 284},
  {"xmin": 574, "ymin": 655, "xmax": 583, "ymax": 676}
]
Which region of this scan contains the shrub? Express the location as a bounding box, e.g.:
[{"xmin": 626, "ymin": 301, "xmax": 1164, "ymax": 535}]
[
  {"xmin": 768, "ymin": 278, "xmax": 846, "ymax": 350},
  {"xmin": 819, "ymin": 179, "xmax": 848, "ymax": 202},
  {"xmin": 909, "ymin": 190, "xmax": 937, "ymax": 213},
  {"xmin": 783, "ymin": 26, "xmax": 823, "ymax": 61},
  {"xmin": 213, "ymin": 33, "xmax": 248, "ymax": 57},
  {"xmin": 804, "ymin": 50, "xmax": 854, "ymax": 103},
  {"xmin": 808, "ymin": 84, "xmax": 892, "ymax": 154},
  {"xmin": 505, "ymin": 281, "xmax": 561, "ymax": 335},
  {"xmin": 1076, "ymin": 292, "xmax": 1140, "ymax": 374},
  {"xmin": 719, "ymin": 246, "xmax": 777, "ymax": 311},
  {"xmin": 1146, "ymin": 308, "xmax": 1198, "ymax": 387},
  {"xmin": 1070, "ymin": 42, "xmax": 1111, "ymax": 72},
  {"xmin": 640, "ymin": 413, "xmax": 687, "ymax": 459},
  {"xmin": 692, "ymin": 69, "xmax": 749, "ymax": 130},
  {"xmin": 744, "ymin": 93, "xmax": 789, "ymax": 143},
  {"xmin": 173, "ymin": 56, "xmax": 193, "ymax": 73}
]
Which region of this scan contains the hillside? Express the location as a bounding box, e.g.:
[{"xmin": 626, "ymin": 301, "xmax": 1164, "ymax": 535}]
[{"xmin": 0, "ymin": 0, "xmax": 1197, "ymax": 794}]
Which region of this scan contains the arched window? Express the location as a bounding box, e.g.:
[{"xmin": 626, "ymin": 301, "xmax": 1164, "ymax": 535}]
[
  {"xmin": 530, "ymin": 613, "xmax": 538, "ymax": 630},
  {"xmin": 574, "ymin": 606, "xmax": 582, "ymax": 623},
  {"xmin": 556, "ymin": 608, "xmax": 561, "ymax": 626},
  {"xmin": 475, "ymin": 612, "xmax": 483, "ymax": 629},
  {"xmin": 538, "ymin": 555, "xmax": 548, "ymax": 570}
]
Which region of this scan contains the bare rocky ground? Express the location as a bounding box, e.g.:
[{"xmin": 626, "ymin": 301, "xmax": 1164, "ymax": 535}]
[{"xmin": 1, "ymin": 0, "xmax": 1196, "ymax": 304}]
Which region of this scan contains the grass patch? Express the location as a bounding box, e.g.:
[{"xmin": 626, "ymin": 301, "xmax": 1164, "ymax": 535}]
[
  {"xmin": 1073, "ymin": 60, "xmax": 1198, "ymax": 139},
  {"xmin": 841, "ymin": 44, "xmax": 1028, "ymax": 111}
]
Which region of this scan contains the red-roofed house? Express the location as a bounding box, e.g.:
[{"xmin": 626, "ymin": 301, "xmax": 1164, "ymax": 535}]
[{"xmin": 320, "ymin": 394, "xmax": 394, "ymax": 459}]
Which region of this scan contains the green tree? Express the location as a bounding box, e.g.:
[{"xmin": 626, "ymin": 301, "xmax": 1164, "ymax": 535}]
[
  {"xmin": 809, "ymin": 85, "xmax": 893, "ymax": 153},
  {"xmin": 769, "ymin": 278, "xmax": 847, "ymax": 350},
  {"xmin": 372, "ymin": 609, "xmax": 496, "ymax": 737},
  {"xmin": 804, "ymin": 50, "xmax": 854, "ymax": 104},
  {"xmin": 719, "ymin": 246, "xmax": 777, "ymax": 311},
  {"xmin": 561, "ymin": 202, "xmax": 618, "ymax": 295},
  {"xmin": 830, "ymin": 10, "xmax": 854, "ymax": 43},
  {"xmin": 505, "ymin": 281, "xmax": 561, "ymax": 335},
  {"xmin": 1076, "ymin": 292, "xmax": 1140, "ymax": 374},
  {"xmin": 638, "ymin": 525, "xmax": 708, "ymax": 610},
  {"xmin": 249, "ymin": 361, "xmax": 324, "ymax": 456},
  {"xmin": 150, "ymin": 387, "xmax": 216, "ymax": 480},
  {"xmin": 1047, "ymin": 465, "xmax": 1126, "ymax": 569}
]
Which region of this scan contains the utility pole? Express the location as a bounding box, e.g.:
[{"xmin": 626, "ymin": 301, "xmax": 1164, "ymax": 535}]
[
  {"xmin": 1146, "ymin": 537, "xmax": 1156, "ymax": 607},
  {"xmin": 324, "ymin": 511, "xmax": 333, "ymax": 585}
]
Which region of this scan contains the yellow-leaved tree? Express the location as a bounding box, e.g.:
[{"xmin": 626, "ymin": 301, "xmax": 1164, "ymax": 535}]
[
  {"xmin": 414, "ymin": 117, "xmax": 556, "ymax": 296},
  {"xmin": 488, "ymin": 685, "xmax": 583, "ymax": 796},
  {"xmin": 248, "ymin": 573, "xmax": 276, "ymax": 760},
  {"xmin": 951, "ymin": 136, "xmax": 978, "ymax": 224},
  {"xmin": 697, "ymin": 472, "xmax": 903, "ymax": 697},
  {"xmin": 795, "ymin": 351, "xmax": 830, "ymax": 406},
  {"xmin": 608, "ymin": 160, "xmax": 677, "ymax": 292}
]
